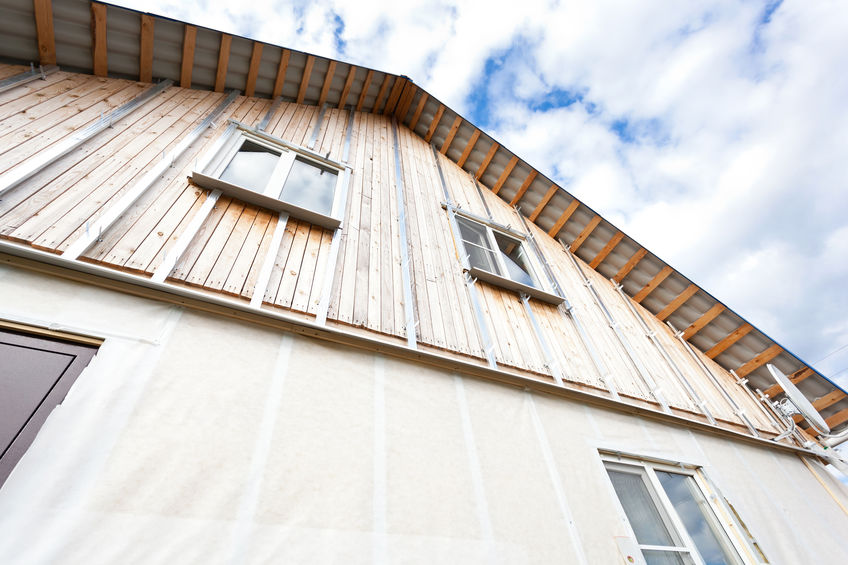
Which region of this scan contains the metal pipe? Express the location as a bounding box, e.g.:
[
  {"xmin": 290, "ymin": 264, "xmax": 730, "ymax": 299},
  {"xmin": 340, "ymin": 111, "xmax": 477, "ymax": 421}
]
[{"xmin": 0, "ymin": 64, "xmax": 59, "ymax": 94}]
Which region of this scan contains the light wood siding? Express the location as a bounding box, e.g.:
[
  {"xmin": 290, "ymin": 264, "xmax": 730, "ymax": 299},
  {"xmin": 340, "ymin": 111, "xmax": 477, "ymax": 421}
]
[{"xmin": 0, "ymin": 67, "xmax": 778, "ymax": 435}]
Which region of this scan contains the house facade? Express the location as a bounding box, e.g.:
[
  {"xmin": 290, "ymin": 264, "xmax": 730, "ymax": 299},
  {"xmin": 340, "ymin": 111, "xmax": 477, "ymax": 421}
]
[{"xmin": 1, "ymin": 1, "xmax": 847, "ymax": 563}]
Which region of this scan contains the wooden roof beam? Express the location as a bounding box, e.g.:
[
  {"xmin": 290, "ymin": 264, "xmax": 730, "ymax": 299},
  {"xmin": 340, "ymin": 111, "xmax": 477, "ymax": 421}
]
[
  {"xmin": 244, "ymin": 42, "xmax": 263, "ymax": 97},
  {"xmin": 317, "ymin": 60, "xmax": 336, "ymax": 106},
  {"xmin": 34, "ymin": 0, "xmax": 57, "ymax": 65},
  {"xmin": 656, "ymin": 283, "xmax": 698, "ymax": 321},
  {"xmin": 795, "ymin": 390, "xmax": 846, "ymax": 423},
  {"xmin": 338, "ymin": 65, "xmax": 356, "ymax": 109},
  {"xmin": 510, "ymin": 170, "xmax": 538, "ymax": 206},
  {"xmin": 383, "ymin": 76, "xmax": 405, "ymax": 115},
  {"xmin": 394, "ymin": 80, "xmax": 416, "ymax": 119},
  {"xmin": 355, "ymin": 69, "xmax": 373, "ymax": 112},
  {"xmin": 569, "ymin": 215, "xmax": 602, "ymax": 253},
  {"xmin": 613, "ymin": 248, "xmax": 647, "ymax": 284},
  {"xmin": 529, "ymin": 184, "xmax": 558, "ymax": 222},
  {"xmin": 475, "ymin": 142, "xmax": 499, "ymax": 180},
  {"xmin": 763, "ymin": 367, "xmax": 814, "ymax": 398},
  {"xmin": 589, "ymin": 231, "xmax": 624, "ymax": 269},
  {"xmin": 91, "ymin": 2, "xmax": 108, "ymax": 77},
  {"xmin": 439, "ymin": 115, "xmax": 463, "ymax": 155},
  {"xmin": 271, "ymin": 48, "xmax": 290, "ymax": 98},
  {"xmin": 735, "ymin": 344, "xmax": 782, "ymax": 378},
  {"xmin": 424, "ymin": 104, "xmax": 445, "ymax": 143},
  {"xmin": 682, "ymin": 304, "xmax": 726, "ymax": 340},
  {"xmin": 408, "ymin": 91, "xmax": 429, "ymax": 131},
  {"xmin": 632, "ymin": 265, "xmax": 673, "ymax": 303},
  {"xmin": 296, "ymin": 54, "xmax": 315, "ymax": 104},
  {"xmin": 139, "ymin": 14, "xmax": 154, "ymax": 83},
  {"xmin": 372, "ymin": 74, "xmax": 392, "ymax": 113},
  {"xmin": 547, "ymin": 199, "xmax": 579, "ymax": 237},
  {"xmin": 491, "ymin": 156, "xmax": 519, "ymax": 194},
  {"xmin": 705, "ymin": 322, "xmax": 753, "ymax": 359},
  {"xmin": 179, "ymin": 25, "xmax": 197, "ymax": 88},
  {"xmin": 825, "ymin": 407, "xmax": 848, "ymax": 429},
  {"xmin": 456, "ymin": 129, "xmax": 480, "ymax": 168}
]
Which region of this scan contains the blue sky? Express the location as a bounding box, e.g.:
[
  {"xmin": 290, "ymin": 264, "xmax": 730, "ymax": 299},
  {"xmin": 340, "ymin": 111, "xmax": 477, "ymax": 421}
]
[{"xmin": 109, "ymin": 0, "xmax": 848, "ymax": 390}]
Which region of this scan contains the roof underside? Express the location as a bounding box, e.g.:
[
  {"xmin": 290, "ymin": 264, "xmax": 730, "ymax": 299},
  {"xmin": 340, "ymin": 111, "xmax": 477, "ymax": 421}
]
[{"xmin": 1, "ymin": 0, "xmax": 845, "ymax": 434}]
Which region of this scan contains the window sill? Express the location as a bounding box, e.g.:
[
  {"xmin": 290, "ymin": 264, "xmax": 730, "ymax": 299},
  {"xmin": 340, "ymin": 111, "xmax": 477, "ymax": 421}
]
[
  {"xmin": 467, "ymin": 266, "xmax": 565, "ymax": 305},
  {"xmin": 191, "ymin": 172, "xmax": 342, "ymax": 231}
]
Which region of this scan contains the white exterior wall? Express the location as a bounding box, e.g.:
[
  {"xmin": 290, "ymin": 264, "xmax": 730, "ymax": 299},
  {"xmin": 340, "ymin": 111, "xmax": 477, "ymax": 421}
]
[{"xmin": 1, "ymin": 264, "xmax": 847, "ymax": 564}]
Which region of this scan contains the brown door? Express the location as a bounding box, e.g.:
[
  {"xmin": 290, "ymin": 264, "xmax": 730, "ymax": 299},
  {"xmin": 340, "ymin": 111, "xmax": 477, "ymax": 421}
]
[{"xmin": 0, "ymin": 330, "xmax": 98, "ymax": 487}]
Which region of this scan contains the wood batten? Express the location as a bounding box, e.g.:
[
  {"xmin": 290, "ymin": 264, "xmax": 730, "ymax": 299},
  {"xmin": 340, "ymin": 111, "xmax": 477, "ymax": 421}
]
[
  {"xmin": 244, "ymin": 42, "xmax": 263, "ymax": 97},
  {"xmin": 491, "ymin": 156, "xmax": 518, "ymax": 195},
  {"xmin": 735, "ymin": 344, "xmax": 782, "ymax": 378},
  {"xmin": 34, "ymin": 0, "xmax": 57, "ymax": 65},
  {"xmin": 214, "ymin": 34, "xmax": 232, "ymax": 92},
  {"xmin": 547, "ymin": 199, "xmax": 579, "ymax": 237},
  {"xmin": 475, "ymin": 142, "xmax": 499, "ymax": 180},
  {"xmin": 613, "ymin": 248, "xmax": 647, "ymax": 283},
  {"xmin": 355, "ymin": 69, "xmax": 373, "ymax": 112},
  {"xmin": 796, "ymin": 390, "xmax": 846, "ymax": 424},
  {"xmin": 456, "ymin": 129, "xmax": 480, "ymax": 168},
  {"xmin": 408, "ymin": 91, "xmax": 429, "ymax": 131},
  {"xmin": 90, "ymin": 2, "xmax": 108, "ymax": 77},
  {"xmin": 383, "ymin": 76, "xmax": 405, "ymax": 115},
  {"xmin": 763, "ymin": 368, "xmax": 814, "ymax": 398},
  {"xmin": 569, "ymin": 215, "xmax": 601, "ymax": 253},
  {"xmin": 705, "ymin": 322, "xmax": 753, "ymax": 359},
  {"xmin": 317, "ymin": 60, "xmax": 337, "ymax": 107},
  {"xmin": 440, "ymin": 115, "xmax": 463, "ymax": 155},
  {"xmin": 656, "ymin": 284, "xmax": 698, "ymax": 321},
  {"xmin": 372, "ymin": 74, "xmax": 392, "ymax": 113},
  {"xmin": 530, "ymin": 184, "xmax": 558, "ymax": 222},
  {"xmin": 632, "ymin": 265, "xmax": 673, "ymax": 303},
  {"xmin": 423, "ymin": 104, "xmax": 445, "ymax": 143},
  {"xmin": 180, "ymin": 25, "xmax": 197, "ymax": 88},
  {"xmin": 589, "ymin": 231, "xmax": 624, "ymax": 268},
  {"xmin": 271, "ymin": 48, "xmax": 290, "ymax": 98},
  {"xmin": 826, "ymin": 407, "xmax": 848, "ymax": 428},
  {"xmin": 296, "ymin": 54, "xmax": 315, "ymax": 104},
  {"xmin": 394, "ymin": 81, "xmax": 416, "ymax": 119},
  {"xmin": 682, "ymin": 304, "xmax": 726, "ymax": 340},
  {"xmin": 510, "ymin": 170, "xmax": 538, "ymax": 206},
  {"xmin": 338, "ymin": 65, "xmax": 357, "ymax": 109},
  {"xmin": 139, "ymin": 14, "xmax": 154, "ymax": 82}
]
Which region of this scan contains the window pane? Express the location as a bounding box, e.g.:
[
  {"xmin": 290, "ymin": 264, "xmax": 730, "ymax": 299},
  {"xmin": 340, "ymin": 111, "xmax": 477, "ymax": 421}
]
[
  {"xmin": 219, "ymin": 140, "xmax": 280, "ymax": 190},
  {"xmin": 280, "ymin": 157, "xmax": 337, "ymax": 216},
  {"xmin": 643, "ymin": 550, "xmax": 692, "ymax": 565},
  {"xmin": 456, "ymin": 217, "xmax": 501, "ymax": 275},
  {"xmin": 607, "ymin": 469, "xmax": 677, "ymax": 547},
  {"xmin": 493, "ymin": 232, "xmax": 536, "ymax": 287},
  {"xmin": 657, "ymin": 472, "xmax": 742, "ymax": 565}
]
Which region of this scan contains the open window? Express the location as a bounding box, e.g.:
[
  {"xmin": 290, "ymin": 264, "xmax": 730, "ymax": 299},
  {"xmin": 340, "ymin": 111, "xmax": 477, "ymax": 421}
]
[
  {"xmin": 450, "ymin": 211, "xmax": 563, "ymax": 304},
  {"xmin": 192, "ymin": 123, "xmax": 347, "ymax": 230},
  {"xmin": 602, "ymin": 454, "xmax": 760, "ymax": 565}
]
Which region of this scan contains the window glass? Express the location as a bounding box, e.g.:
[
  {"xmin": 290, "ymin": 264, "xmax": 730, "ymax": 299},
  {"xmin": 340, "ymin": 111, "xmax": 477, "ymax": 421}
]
[
  {"xmin": 657, "ymin": 471, "xmax": 741, "ymax": 565},
  {"xmin": 457, "ymin": 217, "xmax": 501, "ymax": 275},
  {"xmin": 493, "ymin": 231, "xmax": 536, "ymax": 287},
  {"xmin": 607, "ymin": 469, "xmax": 677, "ymax": 547},
  {"xmin": 642, "ymin": 550, "xmax": 690, "ymax": 565},
  {"xmin": 280, "ymin": 157, "xmax": 338, "ymax": 216},
  {"xmin": 219, "ymin": 140, "xmax": 280, "ymax": 190}
]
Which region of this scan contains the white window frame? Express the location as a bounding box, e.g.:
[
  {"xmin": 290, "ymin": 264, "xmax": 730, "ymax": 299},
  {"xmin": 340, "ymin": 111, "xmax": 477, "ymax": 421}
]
[
  {"xmin": 601, "ymin": 453, "xmax": 760, "ymax": 565},
  {"xmin": 447, "ymin": 206, "xmax": 564, "ymax": 304},
  {"xmin": 191, "ymin": 121, "xmax": 348, "ymax": 230}
]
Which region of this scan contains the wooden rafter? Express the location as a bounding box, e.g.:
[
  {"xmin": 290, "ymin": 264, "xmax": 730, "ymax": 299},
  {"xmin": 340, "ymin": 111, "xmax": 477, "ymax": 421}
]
[
  {"xmin": 372, "ymin": 74, "xmax": 392, "ymax": 113},
  {"xmin": 271, "ymin": 48, "xmax": 290, "ymax": 98},
  {"xmin": 475, "ymin": 142, "xmax": 499, "ymax": 179},
  {"xmin": 529, "ymin": 184, "xmax": 558, "ymax": 222},
  {"xmin": 394, "ymin": 81, "xmax": 416, "ymax": 119},
  {"xmin": 296, "ymin": 54, "xmax": 315, "ymax": 104},
  {"xmin": 408, "ymin": 91, "xmax": 429, "ymax": 131},
  {"xmin": 656, "ymin": 284, "xmax": 698, "ymax": 321},
  {"xmin": 491, "ymin": 156, "xmax": 519, "ymax": 195},
  {"xmin": 91, "ymin": 2, "xmax": 108, "ymax": 77},
  {"xmin": 735, "ymin": 344, "xmax": 782, "ymax": 378},
  {"xmin": 682, "ymin": 304, "xmax": 726, "ymax": 340},
  {"xmin": 440, "ymin": 116, "xmax": 463, "ymax": 155},
  {"xmin": 423, "ymin": 104, "xmax": 445, "ymax": 143},
  {"xmin": 795, "ymin": 390, "xmax": 846, "ymax": 423},
  {"xmin": 139, "ymin": 14, "xmax": 154, "ymax": 83},
  {"xmin": 547, "ymin": 199, "xmax": 580, "ymax": 237},
  {"xmin": 383, "ymin": 76, "xmax": 405, "ymax": 115},
  {"xmin": 570, "ymin": 215, "xmax": 602, "ymax": 253},
  {"xmin": 456, "ymin": 129, "xmax": 480, "ymax": 168},
  {"xmin": 317, "ymin": 60, "xmax": 337, "ymax": 106},
  {"xmin": 825, "ymin": 407, "xmax": 848, "ymax": 429},
  {"xmin": 613, "ymin": 248, "xmax": 647, "ymax": 283},
  {"xmin": 245, "ymin": 42, "xmax": 263, "ymax": 97},
  {"xmin": 763, "ymin": 368, "xmax": 814, "ymax": 398},
  {"xmin": 705, "ymin": 322, "xmax": 753, "ymax": 359},
  {"xmin": 338, "ymin": 65, "xmax": 357, "ymax": 109},
  {"xmin": 34, "ymin": 0, "xmax": 57, "ymax": 65},
  {"xmin": 510, "ymin": 170, "xmax": 538, "ymax": 206},
  {"xmin": 589, "ymin": 231, "xmax": 624, "ymax": 269},
  {"xmin": 632, "ymin": 265, "xmax": 673, "ymax": 303},
  {"xmin": 180, "ymin": 25, "xmax": 196, "ymax": 88},
  {"xmin": 355, "ymin": 69, "xmax": 374, "ymax": 112}
]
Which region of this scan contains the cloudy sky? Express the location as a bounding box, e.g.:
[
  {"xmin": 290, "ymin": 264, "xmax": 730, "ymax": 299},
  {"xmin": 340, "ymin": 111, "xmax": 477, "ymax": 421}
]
[{"xmin": 110, "ymin": 0, "xmax": 848, "ymax": 388}]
